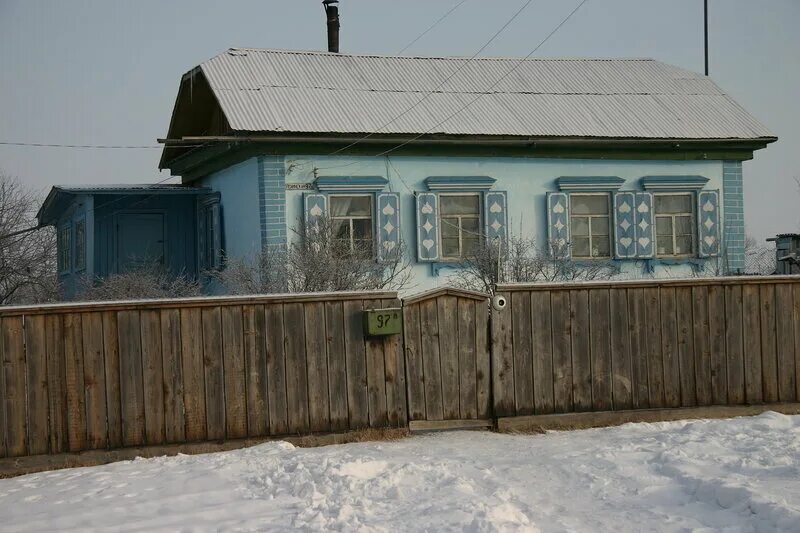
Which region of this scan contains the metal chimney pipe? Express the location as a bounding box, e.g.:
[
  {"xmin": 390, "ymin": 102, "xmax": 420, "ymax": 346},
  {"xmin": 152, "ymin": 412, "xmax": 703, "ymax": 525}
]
[{"xmin": 323, "ymin": 0, "xmax": 340, "ymax": 53}]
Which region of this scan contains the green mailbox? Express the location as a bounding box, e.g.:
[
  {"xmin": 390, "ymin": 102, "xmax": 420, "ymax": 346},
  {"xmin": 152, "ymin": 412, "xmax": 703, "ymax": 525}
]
[{"xmin": 363, "ymin": 307, "xmax": 403, "ymax": 336}]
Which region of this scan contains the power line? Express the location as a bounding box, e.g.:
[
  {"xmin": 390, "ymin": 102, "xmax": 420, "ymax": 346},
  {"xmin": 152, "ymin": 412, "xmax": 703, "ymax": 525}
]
[{"xmin": 397, "ymin": 0, "xmax": 469, "ymax": 55}]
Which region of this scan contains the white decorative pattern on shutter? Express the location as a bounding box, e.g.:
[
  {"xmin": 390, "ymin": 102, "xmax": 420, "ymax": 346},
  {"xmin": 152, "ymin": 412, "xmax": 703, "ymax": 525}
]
[
  {"xmin": 303, "ymin": 193, "xmax": 328, "ymax": 231},
  {"xmin": 546, "ymin": 192, "xmax": 570, "ymax": 257},
  {"xmin": 416, "ymin": 192, "xmax": 439, "ymax": 261},
  {"xmin": 634, "ymin": 192, "xmax": 654, "ymax": 258},
  {"xmin": 377, "ymin": 192, "xmax": 401, "ymax": 262},
  {"xmin": 484, "ymin": 190, "xmax": 508, "ymax": 244},
  {"xmin": 697, "ymin": 190, "xmax": 720, "ymax": 257},
  {"xmin": 613, "ymin": 191, "xmax": 637, "ymax": 259}
]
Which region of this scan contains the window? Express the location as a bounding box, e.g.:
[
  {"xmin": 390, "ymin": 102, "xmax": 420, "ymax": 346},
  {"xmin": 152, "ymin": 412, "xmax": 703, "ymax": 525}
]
[
  {"xmin": 58, "ymin": 225, "xmax": 71, "ymax": 273},
  {"xmin": 655, "ymin": 193, "xmax": 695, "ymax": 257},
  {"xmin": 569, "ymin": 194, "xmax": 611, "ymax": 258},
  {"xmin": 74, "ymin": 218, "xmax": 86, "ymax": 271},
  {"xmin": 440, "ymin": 194, "xmax": 480, "ymax": 260},
  {"xmin": 330, "ymin": 195, "xmax": 374, "ymax": 255}
]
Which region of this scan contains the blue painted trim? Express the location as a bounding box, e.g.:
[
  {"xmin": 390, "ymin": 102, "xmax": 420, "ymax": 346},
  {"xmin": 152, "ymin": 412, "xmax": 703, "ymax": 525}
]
[
  {"xmin": 425, "ymin": 175, "xmax": 496, "ymax": 191},
  {"xmin": 259, "ymin": 155, "xmax": 287, "ymax": 248},
  {"xmin": 315, "ymin": 175, "xmax": 388, "ymax": 192},
  {"xmin": 640, "ymin": 175, "xmax": 709, "ymax": 190},
  {"xmin": 556, "ymin": 176, "xmax": 624, "ymax": 191},
  {"xmin": 431, "ymin": 261, "xmax": 468, "ymax": 276}
]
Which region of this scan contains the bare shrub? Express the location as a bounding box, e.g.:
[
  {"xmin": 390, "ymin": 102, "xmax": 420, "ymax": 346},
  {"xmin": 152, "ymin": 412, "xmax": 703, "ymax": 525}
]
[{"xmin": 76, "ymin": 264, "xmax": 201, "ymax": 302}]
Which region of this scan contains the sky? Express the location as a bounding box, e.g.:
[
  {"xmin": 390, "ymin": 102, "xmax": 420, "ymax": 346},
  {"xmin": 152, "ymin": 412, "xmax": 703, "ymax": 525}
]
[{"xmin": 0, "ymin": 0, "xmax": 797, "ymax": 240}]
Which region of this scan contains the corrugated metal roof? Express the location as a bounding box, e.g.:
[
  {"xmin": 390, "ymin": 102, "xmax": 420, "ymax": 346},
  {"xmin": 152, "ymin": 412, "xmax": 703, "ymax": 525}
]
[
  {"xmin": 196, "ymin": 48, "xmax": 774, "ymax": 140},
  {"xmin": 53, "ymin": 184, "xmax": 209, "ymax": 193}
]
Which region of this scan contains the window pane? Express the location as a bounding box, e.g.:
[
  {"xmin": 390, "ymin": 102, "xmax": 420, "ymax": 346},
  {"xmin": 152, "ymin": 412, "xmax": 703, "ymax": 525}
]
[
  {"xmin": 591, "ymin": 217, "xmax": 609, "ymax": 236},
  {"xmin": 656, "ymin": 216, "xmax": 673, "ymax": 236},
  {"xmin": 441, "ymin": 218, "xmax": 459, "ymax": 238},
  {"xmin": 440, "ymin": 195, "xmax": 480, "ymax": 216},
  {"xmin": 655, "ymin": 194, "xmax": 692, "ymax": 214},
  {"xmin": 442, "ymin": 238, "xmax": 460, "ymax": 257},
  {"xmin": 572, "ymin": 237, "xmax": 590, "ymax": 258},
  {"xmin": 352, "ymin": 219, "xmax": 372, "ymax": 240},
  {"xmin": 571, "ymin": 216, "xmax": 589, "ymax": 236},
  {"xmin": 571, "ymin": 195, "xmax": 608, "ymax": 215},
  {"xmin": 657, "ymin": 238, "xmax": 674, "ymax": 256},
  {"xmin": 593, "ymin": 236, "xmax": 610, "ymax": 258},
  {"xmin": 331, "ymin": 195, "xmax": 372, "ymax": 217},
  {"xmin": 332, "ymin": 220, "xmax": 350, "ymax": 240},
  {"xmin": 461, "ymin": 217, "xmax": 480, "ymax": 236},
  {"xmin": 675, "ymin": 215, "xmax": 693, "ymax": 235},
  {"xmin": 463, "ymin": 235, "xmax": 479, "ymax": 256},
  {"xmin": 675, "ymin": 235, "xmax": 693, "ymax": 255}
]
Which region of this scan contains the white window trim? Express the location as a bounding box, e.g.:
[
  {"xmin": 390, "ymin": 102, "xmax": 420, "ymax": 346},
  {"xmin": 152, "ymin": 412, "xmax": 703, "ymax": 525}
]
[
  {"xmin": 654, "ymin": 192, "xmax": 696, "ymax": 258},
  {"xmin": 329, "ymin": 193, "xmax": 375, "ymax": 254},
  {"xmin": 568, "ymin": 192, "xmax": 612, "ymax": 260},
  {"xmin": 438, "ymin": 191, "xmax": 482, "ymax": 261}
]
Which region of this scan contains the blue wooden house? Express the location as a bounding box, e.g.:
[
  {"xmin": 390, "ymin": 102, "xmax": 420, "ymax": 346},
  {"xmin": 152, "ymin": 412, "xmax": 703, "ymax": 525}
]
[{"xmin": 41, "ymin": 48, "xmax": 776, "ymax": 295}]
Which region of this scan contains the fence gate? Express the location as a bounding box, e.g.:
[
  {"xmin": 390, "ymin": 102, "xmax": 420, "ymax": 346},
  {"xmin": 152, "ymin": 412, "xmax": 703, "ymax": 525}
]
[{"xmin": 402, "ymin": 288, "xmax": 492, "ymax": 429}]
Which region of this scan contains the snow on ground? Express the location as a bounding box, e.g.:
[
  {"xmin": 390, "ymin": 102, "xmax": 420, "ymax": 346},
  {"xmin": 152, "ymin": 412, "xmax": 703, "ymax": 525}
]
[{"xmin": 1, "ymin": 412, "xmax": 799, "ymax": 532}]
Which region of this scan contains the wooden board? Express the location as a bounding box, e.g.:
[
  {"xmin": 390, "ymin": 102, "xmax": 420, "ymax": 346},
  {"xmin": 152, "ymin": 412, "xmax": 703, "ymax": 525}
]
[
  {"xmin": 609, "ymin": 288, "xmax": 632, "ymax": 410},
  {"xmin": 24, "ymin": 315, "xmax": 49, "ymax": 455},
  {"xmin": 531, "ymin": 291, "xmax": 554, "ymax": 414},
  {"xmin": 795, "ymin": 286, "xmax": 800, "ymax": 402},
  {"xmin": 63, "ymin": 313, "xmax": 87, "ymax": 452},
  {"xmin": 420, "ymin": 298, "xmax": 444, "ymax": 420},
  {"xmin": 742, "ymin": 285, "xmax": 764, "ymax": 403},
  {"xmin": 570, "ymin": 290, "xmax": 592, "ymax": 412},
  {"xmin": 490, "ymin": 291, "xmax": 514, "ymax": 416},
  {"xmin": 759, "ymin": 285, "xmax": 779, "ymax": 403},
  {"xmin": 550, "ymin": 291, "xmax": 573, "ymax": 413},
  {"xmin": 81, "ymin": 312, "xmax": 108, "ymax": 449},
  {"xmin": 101, "ymin": 312, "xmax": 122, "ymax": 448},
  {"xmin": 304, "ymin": 301, "xmax": 331, "ymax": 432},
  {"xmin": 475, "ymin": 299, "xmax": 491, "ymax": 419},
  {"xmin": 775, "ymin": 285, "xmax": 797, "ymax": 402},
  {"xmin": 180, "ymin": 308, "xmax": 206, "ymax": 442},
  {"xmin": 264, "ymin": 304, "xmax": 289, "ymax": 435},
  {"xmin": 242, "ymin": 305, "xmax": 268, "ymax": 437},
  {"xmin": 140, "ymin": 309, "xmax": 165, "ymax": 445},
  {"xmin": 510, "ymin": 291, "xmax": 534, "ymax": 415},
  {"xmin": 160, "ymin": 308, "xmax": 186, "ymax": 443},
  {"xmin": 364, "ymin": 298, "xmax": 389, "ymax": 427},
  {"xmin": 627, "ymin": 288, "xmax": 650, "ymax": 410},
  {"xmin": 660, "ymin": 288, "xmax": 680, "ymax": 407},
  {"xmin": 402, "ymin": 303, "xmax": 425, "ymax": 421},
  {"xmin": 589, "ymin": 289, "xmax": 612, "ymax": 411},
  {"xmin": 707, "ymin": 285, "xmax": 728, "ymax": 405},
  {"xmin": 45, "ymin": 314, "xmax": 68, "ymax": 454},
  {"xmin": 201, "ymin": 307, "xmax": 226, "ymax": 440},
  {"xmin": 644, "ymin": 287, "xmax": 665, "ymax": 408},
  {"xmin": 457, "ymin": 298, "xmax": 478, "ymax": 419},
  {"xmin": 117, "ymin": 310, "xmax": 145, "ymax": 447},
  {"xmin": 221, "ymin": 306, "xmax": 248, "ymax": 439},
  {"xmin": 437, "ymin": 295, "xmax": 460, "ymax": 420},
  {"xmin": 283, "ymin": 302, "xmax": 309, "ymax": 433},
  {"xmin": 692, "ymin": 287, "xmax": 712, "ymax": 406},
  {"xmin": 725, "ymin": 285, "xmax": 745, "ymax": 404},
  {"xmin": 342, "ymin": 300, "xmax": 368, "ymax": 428},
  {"xmin": 675, "ymin": 287, "xmax": 697, "ymax": 407},
  {"xmin": 2, "ymin": 317, "xmax": 28, "ymax": 456},
  {"xmin": 382, "ymin": 297, "xmax": 407, "ymax": 427}
]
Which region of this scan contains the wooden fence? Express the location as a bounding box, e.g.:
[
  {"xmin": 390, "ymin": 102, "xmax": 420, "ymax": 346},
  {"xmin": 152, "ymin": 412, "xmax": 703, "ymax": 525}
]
[
  {"xmin": 402, "ymin": 288, "xmax": 491, "ymax": 423},
  {"xmin": 491, "ymin": 277, "xmax": 800, "ymax": 418},
  {"xmin": 0, "ymin": 292, "xmax": 407, "ymax": 458}
]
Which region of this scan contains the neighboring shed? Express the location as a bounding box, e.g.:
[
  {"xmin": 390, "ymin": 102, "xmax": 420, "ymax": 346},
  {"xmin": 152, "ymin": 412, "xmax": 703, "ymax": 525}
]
[{"xmin": 37, "ymin": 184, "xmax": 218, "ymax": 298}]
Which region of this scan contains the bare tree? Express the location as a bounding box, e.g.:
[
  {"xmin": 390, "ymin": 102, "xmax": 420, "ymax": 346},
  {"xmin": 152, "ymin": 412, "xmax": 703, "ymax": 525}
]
[
  {"xmin": 75, "ymin": 264, "xmax": 201, "ymax": 301},
  {"xmin": 0, "ymin": 172, "xmax": 58, "ymax": 304}
]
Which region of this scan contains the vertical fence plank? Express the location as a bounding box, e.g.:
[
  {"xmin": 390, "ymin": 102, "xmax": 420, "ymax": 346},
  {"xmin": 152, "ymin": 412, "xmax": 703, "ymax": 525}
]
[
  {"xmin": 475, "ymin": 299, "xmax": 491, "ymax": 419},
  {"xmin": 511, "ymin": 291, "xmax": 534, "ymax": 416},
  {"xmin": 283, "ymin": 302, "xmax": 309, "ymax": 433},
  {"xmin": 742, "ymin": 285, "xmax": 764, "ymax": 403},
  {"xmin": 160, "ymin": 309, "xmax": 185, "ymax": 443},
  {"xmin": 242, "ymin": 305, "xmax": 268, "ymax": 437},
  {"xmin": 676, "ymin": 287, "xmax": 697, "ymax": 407},
  {"xmin": 609, "ymin": 288, "xmax": 632, "ymax": 411},
  {"xmin": 644, "ymin": 287, "xmax": 665, "ymax": 408},
  {"xmin": 420, "ymin": 298, "xmax": 445, "ymax": 420},
  {"xmin": 382, "ymin": 297, "xmax": 407, "ymax": 427},
  {"xmin": 324, "ymin": 301, "xmax": 348, "ymax": 431},
  {"xmin": 794, "ymin": 285, "xmax": 800, "ymax": 402},
  {"xmin": 2, "ymin": 317, "xmax": 27, "ymax": 456},
  {"xmin": 140, "ymin": 310, "xmax": 165, "ymax": 445},
  {"xmin": 202, "ymin": 307, "xmax": 225, "ymax": 440},
  {"xmin": 759, "ymin": 285, "xmax": 779, "ymax": 403},
  {"xmin": 364, "ymin": 298, "xmax": 388, "ymax": 427},
  {"xmin": 264, "ymin": 304, "xmax": 289, "ymax": 435},
  {"xmin": 304, "ymin": 302, "xmax": 331, "ymax": 432},
  {"xmin": 457, "ymin": 298, "xmax": 478, "ymax": 419},
  {"xmin": 0, "ymin": 318, "xmax": 5, "ymax": 458},
  {"xmin": 117, "ymin": 310, "xmax": 145, "ymax": 447},
  {"xmin": 707, "ymin": 285, "xmax": 728, "ymax": 405},
  {"xmin": 531, "ymin": 291, "xmax": 555, "ymax": 414},
  {"xmin": 221, "ymin": 306, "xmax": 248, "ymax": 439},
  {"xmin": 437, "ymin": 296, "xmax": 459, "ymax": 420},
  {"xmin": 81, "ymin": 312, "xmax": 108, "ymax": 449},
  {"xmin": 101, "ymin": 312, "xmax": 122, "ymax": 448},
  {"xmin": 660, "ymin": 288, "xmax": 681, "ymax": 407},
  {"xmin": 491, "ymin": 291, "xmax": 514, "ymax": 417},
  {"xmin": 45, "ymin": 314, "xmax": 67, "ymax": 453},
  {"xmin": 590, "ymin": 289, "xmax": 612, "ymax": 411},
  {"xmin": 403, "ymin": 303, "xmax": 426, "ymax": 421},
  {"xmin": 180, "ymin": 308, "xmax": 206, "ymax": 442},
  {"xmin": 725, "ymin": 285, "xmax": 745, "ymax": 404},
  {"xmin": 775, "ymin": 284, "xmax": 797, "ymax": 402},
  {"xmin": 570, "ymin": 290, "xmax": 592, "ymax": 412},
  {"xmin": 627, "ymin": 289, "xmax": 650, "ymax": 409},
  {"xmin": 64, "ymin": 313, "xmax": 87, "ymax": 452},
  {"xmin": 24, "ymin": 315, "xmax": 49, "ymax": 455},
  {"xmin": 692, "ymin": 287, "xmax": 712, "ymax": 406},
  {"xmin": 342, "ymin": 300, "xmax": 368, "ymax": 428},
  {"xmin": 550, "ymin": 291, "xmax": 573, "ymax": 413}
]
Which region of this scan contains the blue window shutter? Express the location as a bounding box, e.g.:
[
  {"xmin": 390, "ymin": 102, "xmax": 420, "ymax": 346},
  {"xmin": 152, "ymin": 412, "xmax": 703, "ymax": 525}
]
[
  {"xmin": 613, "ymin": 192, "xmax": 636, "ymax": 259},
  {"xmin": 484, "ymin": 191, "xmax": 508, "ymax": 244},
  {"xmin": 303, "ymin": 193, "xmax": 328, "ymax": 230},
  {"xmin": 211, "ymin": 203, "xmax": 222, "ymax": 269},
  {"xmin": 416, "ymin": 192, "xmax": 439, "ymax": 261},
  {"xmin": 634, "ymin": 192, "xmax": 654, "ymax": 258},
  {"xmin": 377, "ymin": 192, "xmax": 401, "ymax": 262},
  {"xmin": 197, "ymin": 202, "xmax": 207, "ymax": 270},
  {"xmin": 698, "ymin": 190, "xmax": 720, "ymax": 257},
  {"xmin": 546, "ymin": 192, "xmax": 570, "ymax": 256}
]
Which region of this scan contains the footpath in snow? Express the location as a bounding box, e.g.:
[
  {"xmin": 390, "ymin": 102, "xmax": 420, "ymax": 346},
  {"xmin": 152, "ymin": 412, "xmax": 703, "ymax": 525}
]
[{"xmin": 0, "ymin": 412, "xmax": 798, "ymax": 532}]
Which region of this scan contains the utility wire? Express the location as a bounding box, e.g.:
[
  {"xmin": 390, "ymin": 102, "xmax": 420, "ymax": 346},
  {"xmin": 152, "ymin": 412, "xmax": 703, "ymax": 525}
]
[{"xmin": 397, "ymin": 0, "xmax": 469, "ymax": 55}]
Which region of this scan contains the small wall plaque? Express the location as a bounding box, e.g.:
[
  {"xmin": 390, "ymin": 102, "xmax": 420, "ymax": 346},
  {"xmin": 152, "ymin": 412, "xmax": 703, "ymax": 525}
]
[{"xmin": 363, "ymin": 308, "xmax": 403, "ymax": 336}]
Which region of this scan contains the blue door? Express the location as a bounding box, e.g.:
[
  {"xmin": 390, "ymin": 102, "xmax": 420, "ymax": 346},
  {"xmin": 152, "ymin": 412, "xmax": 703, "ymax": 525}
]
[{"xmin": 116, "ymin": 213, "xmax": 165, "ymax": 272}]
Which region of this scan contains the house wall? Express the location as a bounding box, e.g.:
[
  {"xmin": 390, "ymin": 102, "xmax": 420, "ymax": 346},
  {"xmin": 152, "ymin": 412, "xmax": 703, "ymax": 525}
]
[
  {"xmin": 54, "ymin": 195, "xmax": 92, "ymax": 300},
  {"xmin": 279, "ymin": 154, "xmax": 731, "ymax": 292}
]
